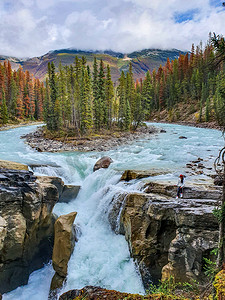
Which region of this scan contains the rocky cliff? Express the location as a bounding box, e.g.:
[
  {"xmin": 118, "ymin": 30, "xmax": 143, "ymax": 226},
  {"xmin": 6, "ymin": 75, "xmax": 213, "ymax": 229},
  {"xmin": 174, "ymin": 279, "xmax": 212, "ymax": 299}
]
[
  {"xmin": 0, "ymin": 161, "xmax": 68, "ymax": 294},
  {"xmin": 109, "ymin": 172, "xmax": 222, "ymax": 288}
]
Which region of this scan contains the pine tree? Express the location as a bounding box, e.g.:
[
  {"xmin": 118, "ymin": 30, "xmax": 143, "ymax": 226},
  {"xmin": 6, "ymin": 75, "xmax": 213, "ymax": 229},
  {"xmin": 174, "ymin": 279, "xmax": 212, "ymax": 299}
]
[
  {"xmin": 124, "ymin": 98, "xmax": 131, "ymax": 131},
  {"xmin": 205, "ymin": 96, "xmax": 210, "ymax": 122},
  {"xmin": 133, "ymin": 92, "xmax": 143, "ymax": 130},
  {"xmin": 92, "ymin": 57, "xmax": 99, "ymax": 129},
  {"xmin": 105, "ymin": 65, "xmax": 114, "ymax": 129},
  {"xmin": 47, "ymin": 62, "xmax": 62, "ymax": 131},
  {"xmin": 142, "ymin": 71, "xmax": 152, "ymax": 118},
  {"xmin": 118, "ymin": 71, "xmax": 126, "ymax": 130},
  {"xmin": 80, "ymin": 68, "xmax": 93, "ymax": 133},
  {"xmin": 97, "ymin": 59, "xmax": 105, "ymax": 128},
  {"xmin": 1, "ymin": 89, "xmax": 8, "ymax": 124}
]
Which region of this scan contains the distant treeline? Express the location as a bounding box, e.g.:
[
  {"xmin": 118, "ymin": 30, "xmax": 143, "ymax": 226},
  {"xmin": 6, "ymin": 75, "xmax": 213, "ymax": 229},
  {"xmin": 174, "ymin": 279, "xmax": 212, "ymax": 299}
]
[{"xmin": 0, "ymin": 61, "xmax": 44, "ymax": 124}]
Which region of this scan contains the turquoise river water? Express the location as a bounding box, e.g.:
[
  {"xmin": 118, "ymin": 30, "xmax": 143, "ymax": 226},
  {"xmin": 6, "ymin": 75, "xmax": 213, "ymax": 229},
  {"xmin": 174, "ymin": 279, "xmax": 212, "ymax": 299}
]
[{"xmin": 1, "ymin": 123, "xmax": 224, "ymax": 300}]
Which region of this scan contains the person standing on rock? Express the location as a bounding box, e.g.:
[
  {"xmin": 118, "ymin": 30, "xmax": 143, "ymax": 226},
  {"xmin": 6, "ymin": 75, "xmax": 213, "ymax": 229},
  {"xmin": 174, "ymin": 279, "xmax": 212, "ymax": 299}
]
[{"xmin": 176, "ymin": 174, "xmax": 185, "ymax": 199}]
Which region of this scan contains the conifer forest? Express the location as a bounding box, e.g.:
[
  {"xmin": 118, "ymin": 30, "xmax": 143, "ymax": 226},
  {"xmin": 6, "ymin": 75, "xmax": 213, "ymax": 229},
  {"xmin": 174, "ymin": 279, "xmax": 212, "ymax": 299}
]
[{"xmin": 1, "ymin": 35, "xmax": 225, "ymax": 134}]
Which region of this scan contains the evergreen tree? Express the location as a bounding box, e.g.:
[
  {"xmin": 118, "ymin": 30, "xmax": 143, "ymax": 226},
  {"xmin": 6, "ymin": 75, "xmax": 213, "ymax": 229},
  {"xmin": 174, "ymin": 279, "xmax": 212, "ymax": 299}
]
[
  {"xmin": 98, "ymin": 59, "xmax": 106, "ymax": 127},
  {"xmin": 133, "ymin": 92, "xmax": 143, "ymax": 130},
  {"xmin": 1, "ymin": 89, "xmax": 8, "ymax": 124},
  {"xmin": 105, "ymin": 65, "xmax": 114, "ymax": 129},
  {"xmin": 142, "ymin": 71, "xmax": 152, "ymax": 118},
  {"xmin": 92, "ymin": 57, "xmax": 99, "ymax": 129},
  {"xmin": 118, "ymin": 71, "xmax": 126, "ymax": 130},
  {"xmin": 80, "ymin": 68, "xmax": 93, "ymax": 133},
  {"xmin": 124, "ymin": 98, "xmax": 131, "ymax": 131},
  {"xmin": 205, "ymin": 96, "xmax": 210, "ymax": 122}
]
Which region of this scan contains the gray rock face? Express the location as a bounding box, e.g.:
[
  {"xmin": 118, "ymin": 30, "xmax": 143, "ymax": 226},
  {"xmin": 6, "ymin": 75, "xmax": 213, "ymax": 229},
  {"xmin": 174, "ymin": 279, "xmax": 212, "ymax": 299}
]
[
  {"xmin": 59, "ymin": 185, "xmax": 80, "ymax": 203},
  {"xmin": 0, "ymin": 168, "xmax": 64, "ymax": 294},
  {"xmin": 93, "ymin": 156, "xmax": 113, "ymax": 172},
  {"xmin": 108, "ymin": 179, "xmax": 221, "ymax": 288}
]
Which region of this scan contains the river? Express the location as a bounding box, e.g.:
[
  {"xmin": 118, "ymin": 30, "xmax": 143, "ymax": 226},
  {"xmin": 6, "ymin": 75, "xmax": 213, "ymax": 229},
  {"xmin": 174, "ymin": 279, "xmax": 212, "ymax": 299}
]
[{"xmin": 1, "ymin": 123, "xmax": 224, "ymax": 300}]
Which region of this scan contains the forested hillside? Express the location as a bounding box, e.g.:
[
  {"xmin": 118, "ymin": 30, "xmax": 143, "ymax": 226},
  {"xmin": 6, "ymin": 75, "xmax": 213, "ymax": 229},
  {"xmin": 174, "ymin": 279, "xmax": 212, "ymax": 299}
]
[
  {"xmin": 0, "ymin": 61, "xmax": 44, "ymax": 125},
  {"xmin": 144, "ymin": 38, "xmax": 225, "ymax": 125}
]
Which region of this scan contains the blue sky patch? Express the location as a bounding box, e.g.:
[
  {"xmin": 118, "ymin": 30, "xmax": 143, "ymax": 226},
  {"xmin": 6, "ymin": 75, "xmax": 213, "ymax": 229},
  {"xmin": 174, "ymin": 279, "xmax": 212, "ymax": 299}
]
[{"xmin": 174, "ymin": 9, "xmax": 199, "ymax": 23}]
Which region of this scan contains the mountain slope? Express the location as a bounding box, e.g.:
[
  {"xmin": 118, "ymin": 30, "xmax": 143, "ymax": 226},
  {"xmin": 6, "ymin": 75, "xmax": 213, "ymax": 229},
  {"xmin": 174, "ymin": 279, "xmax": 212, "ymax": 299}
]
[{"xmin": 0, "ymin": 48, "xmax": 186, "ymax": 82}]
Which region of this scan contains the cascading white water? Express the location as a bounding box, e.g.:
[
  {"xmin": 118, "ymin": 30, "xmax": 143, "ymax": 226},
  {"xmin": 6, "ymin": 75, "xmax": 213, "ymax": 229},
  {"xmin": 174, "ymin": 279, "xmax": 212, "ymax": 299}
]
[{"xmin": 1, "ymin": 123, "xmax": 224, "ymax": 300}]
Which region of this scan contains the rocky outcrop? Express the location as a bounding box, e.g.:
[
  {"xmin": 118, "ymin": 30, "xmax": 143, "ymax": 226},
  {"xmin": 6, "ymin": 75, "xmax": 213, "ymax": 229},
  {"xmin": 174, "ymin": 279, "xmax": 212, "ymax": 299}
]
[
  {"xmin": 120, "ymin": 170, "xmax": 169, "ymax": 181},
  {"xmin": 37, "ymin": 176, "xmax": 80, "ymax": 203},
  {"xmin": 49, "ymin": 212, "xmax": 77, "ymax": 298},
  {"xmin": 93, "ymin": 156, "xmax": 113, "ymax": 172},
  {"xmin": 0, "ymin": 166, "xmax": 64, "ymax": 294},
  {"xmin": 59, "ymin": 286, "xmax": 152, "ymax": 300},
  {"xmin": 52, "ymin": 212, "xmax": 77, "ymax": 277},
  {"xmin": 0, "ymin": 159, "xmax": 29, "ymax": 171},
  {"xmin": 108, "ymin": 180, "xmax": 221, "ymax": 288}
]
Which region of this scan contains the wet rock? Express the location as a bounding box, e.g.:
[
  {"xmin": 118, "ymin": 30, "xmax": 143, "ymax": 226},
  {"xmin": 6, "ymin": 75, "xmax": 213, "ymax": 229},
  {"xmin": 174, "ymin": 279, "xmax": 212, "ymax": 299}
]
[
  {"xmin": 59, "ymin": 185, "xmax": 80, "ymax": 203},
  {"xmin": 179, "ymin": 136, "xmax": 187, "ymax": 139},
  {"xmin": 186, "ymin": 163, "xmax": 193, "ymax": 168},
  {"xmin": 144, "ymin": 181, "xmax": 222, "ymax": 200},
  {"xmin": 93, "ymin": 156, "xmax": 113, "ymax": 172},
  {"xmin": 120, "ymin": 170, "xmax": 168, "ymax": 181},
  {"xmin": 197, "ymin": 163, "xmax": 205, "ymax": 169},
  {"xmin": 0, "ymin": 168, "xmax": 62, "ymax": 294},
  {"xmin": 52, "ymin": 212, "xmax": 77, "ymax": 277},
  {"xmin": 36, "ymin": 176, "xmax": 64, "ymax": 198},
  {"xmin": 160, "ymin": 129, "xmax": 167, "ymax": 133},
  {"xmin": 214, "ymin": 175, "xmax": 223, "ymax": 186},
  {"xmin": 124, "ymin": 193, "xmax": 218, "ymax": 286},
  {"xmin": 108, "ymin": 179, "xmax": 221, "ymax": 287},
  {"xmin": 192, "ymin": 160, "xmax": 201, "ymax": 164},
  {"xmin": 0, "ymin": 159, "xmax": 29, "ymax": 171},
  {"xmin": 49, "ymin": 212, "xmax": 77, "ymax": 298},
  {"xmin": 59, "ymin": 286, "xmax": 151, "ymax": 300},
  {"xmin": 29, "ymin": 163, "xmax": 60, "ymax": 169}
]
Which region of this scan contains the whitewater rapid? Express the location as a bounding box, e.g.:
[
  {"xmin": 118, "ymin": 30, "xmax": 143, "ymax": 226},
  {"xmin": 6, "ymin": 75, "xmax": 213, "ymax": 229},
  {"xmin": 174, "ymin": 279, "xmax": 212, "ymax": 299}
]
[{"xmin": 1, "ymin": 123, "xmax": 224, "ymax": 300}]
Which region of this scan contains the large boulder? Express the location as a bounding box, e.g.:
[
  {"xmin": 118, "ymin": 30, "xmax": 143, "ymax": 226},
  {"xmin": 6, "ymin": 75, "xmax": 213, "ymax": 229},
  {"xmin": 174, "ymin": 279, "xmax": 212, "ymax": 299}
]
[
  {"xmin": 0, "ymin": 168, "xmax": 64, "ymax": 294},
  {"xmin": 93, "ymin": 156, "xmax": 113, "ymax": 172},
  {"xmin": 49, "ymin": 212, "xmax": 77, "ymax": 298}
]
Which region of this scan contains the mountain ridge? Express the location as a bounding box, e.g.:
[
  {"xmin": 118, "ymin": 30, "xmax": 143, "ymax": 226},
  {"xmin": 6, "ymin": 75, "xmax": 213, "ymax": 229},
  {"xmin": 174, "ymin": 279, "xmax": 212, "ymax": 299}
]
[{"xmin": 0, "ymin": 48, "xmax": 187, "ymax": 82}]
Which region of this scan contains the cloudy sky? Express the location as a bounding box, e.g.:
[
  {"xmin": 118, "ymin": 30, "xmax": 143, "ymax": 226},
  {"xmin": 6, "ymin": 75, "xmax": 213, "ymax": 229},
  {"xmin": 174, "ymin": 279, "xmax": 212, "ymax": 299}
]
[{"xmin": 0, "ymin": 0, "xmax": 225, "ymax": 58}]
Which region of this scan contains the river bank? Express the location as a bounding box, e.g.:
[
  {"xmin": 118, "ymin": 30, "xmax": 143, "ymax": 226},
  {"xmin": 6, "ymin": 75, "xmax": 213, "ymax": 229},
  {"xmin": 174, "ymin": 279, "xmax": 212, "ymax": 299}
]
[
  {"xmin": 151, "ymin": 119, "xmax": 222, "ymax": 130},
  {"xmin": 22, "ymin": 125, "xmax": 160, "ymax": 152},
  {"xmin": 0, "ymin": 121, "xmax": 43, "ymax": 131}
]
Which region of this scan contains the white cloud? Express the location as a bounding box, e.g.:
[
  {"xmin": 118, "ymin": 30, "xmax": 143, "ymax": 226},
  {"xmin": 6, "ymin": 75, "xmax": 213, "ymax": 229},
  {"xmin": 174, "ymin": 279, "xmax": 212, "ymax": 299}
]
[{"xmin": 0, "ymin": 0, "xmax": 225, "ymax": 57}]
